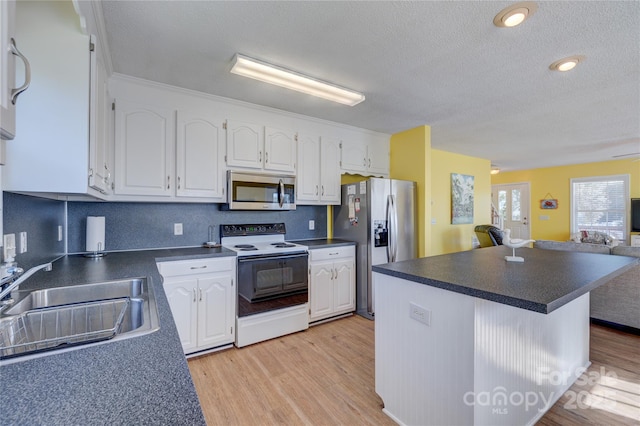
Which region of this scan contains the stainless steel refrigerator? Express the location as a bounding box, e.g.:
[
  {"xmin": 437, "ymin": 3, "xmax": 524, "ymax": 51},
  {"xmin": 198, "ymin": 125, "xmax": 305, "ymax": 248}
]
[{"xmin": 333, "ymin": 178, "xmax": 417, "ymax": 319}]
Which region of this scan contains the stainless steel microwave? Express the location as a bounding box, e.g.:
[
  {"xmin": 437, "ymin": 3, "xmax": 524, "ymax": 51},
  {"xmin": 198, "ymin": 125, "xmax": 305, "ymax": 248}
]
[{"xmin": 226, "ymin": 171, "xmax": 296, "ymax": 210}]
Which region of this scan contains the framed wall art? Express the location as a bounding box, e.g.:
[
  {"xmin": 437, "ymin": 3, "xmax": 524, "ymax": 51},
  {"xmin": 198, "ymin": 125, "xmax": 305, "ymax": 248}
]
[
  {"xmin": 540, "ymin": 193, "xmax": 558, "ymax": 209},
  {"xmin": 451, "ymin": 173, "xmax": 474, "ymax": 224}
]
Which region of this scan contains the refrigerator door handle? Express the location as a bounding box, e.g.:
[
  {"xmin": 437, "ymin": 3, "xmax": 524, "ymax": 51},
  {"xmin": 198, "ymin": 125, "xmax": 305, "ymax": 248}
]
[
  {"xmin": 387, "ymin": 194, "xmax": 399, "ymax": 262},
  {"xmin": 386, "ymin": 195, "xmax": 393, "ymax": 262},
  {"xmin": 390, "ymin": 194, "xmax": 398, "ymax": 262}
]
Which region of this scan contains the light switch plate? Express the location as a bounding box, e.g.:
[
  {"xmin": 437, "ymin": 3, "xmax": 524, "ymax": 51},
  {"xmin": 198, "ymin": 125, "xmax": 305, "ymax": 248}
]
[
  {"xmin": 174, "ymin": 223, "xmax": 183, "ymax": 236},
  {"xmin": 308, "ymin": 220, "xmax": 315, "ymax": 230}
]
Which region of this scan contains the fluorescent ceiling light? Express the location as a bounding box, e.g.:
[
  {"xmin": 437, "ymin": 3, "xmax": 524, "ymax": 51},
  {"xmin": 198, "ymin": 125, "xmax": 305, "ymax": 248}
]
[
  {"xmin": 230, "ymin": 54, "xmax": 365, "ymax": 106},
  {"xmin": 493, "ymin": 2, "xmax": 538, "ymax": 28}
]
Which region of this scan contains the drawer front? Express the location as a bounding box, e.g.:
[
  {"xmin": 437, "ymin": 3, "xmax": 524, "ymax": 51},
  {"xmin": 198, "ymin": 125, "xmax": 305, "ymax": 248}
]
[
  {"xmin": 309, "ymin": 245, "xmax": 355, "ymax": 262},
  {"xmin": 158, "ymin": 257, "xmax": 236, "ymax": 277}
]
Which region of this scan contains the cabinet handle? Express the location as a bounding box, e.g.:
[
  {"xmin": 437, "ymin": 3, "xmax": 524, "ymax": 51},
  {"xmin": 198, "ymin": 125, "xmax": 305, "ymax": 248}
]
[
  {"xmin": 330, "ymin": 269, "xmax": 334, "ymax": 280},
  {"xmin": 10, "ymin": 38, "xmax": 31, "ymax": 105},
  {"xmin": 265, "ymin": 152, "xmax": 269, "ymax": 163},
  {"xmin": 368, "ymin": 158, "xmax": 371, "ymax": 168},
  {"xmin": 104, "ymin": 164, "xmax": 111, "ymax": 181},
  {"xmin": 259, "ymin": 151, "xmax": 262, "ymax": 162},
  {"xmin": 329, "ymin": 252, "xmax": 339, "ymax": 256},
  {"xmin": 167, "ymin": 176, "xmax": 170, "ymax": 189},
  {"xmin": 199, "ymin": 288, "xmax": 203, "ymax": 302},
  {"xmin": 315, "ymin": 185, "xmax": 318, "ymax": 196},
  {"xmin": 193, "ymin": 288, "xmax": 196, "ymax": 302},
  {"xmin": 190, "ymin": 265, "xmax": 208, "ymax": 270},
  {"xmin": 363, "ymin": 158, "xmax": 367, "ymax": 167},
  {"xmin": 177, "ymin": 176, "xmax": 181, "ymax": 189},
  {"xmin": 321, "ymin": 185, "xmax": 325, "ymax": 196}
]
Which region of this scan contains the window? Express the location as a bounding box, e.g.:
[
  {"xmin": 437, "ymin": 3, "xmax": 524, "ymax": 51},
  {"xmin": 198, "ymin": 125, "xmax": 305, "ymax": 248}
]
[{"xmin": 571, "ymin": 174, "xmax": 629, "ymax": 241}]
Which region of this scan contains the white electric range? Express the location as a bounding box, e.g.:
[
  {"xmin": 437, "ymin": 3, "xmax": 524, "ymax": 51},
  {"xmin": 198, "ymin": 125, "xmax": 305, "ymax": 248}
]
[{"xmin": 221, "ymin": 223, "xmax": 309, "ymax": 347}]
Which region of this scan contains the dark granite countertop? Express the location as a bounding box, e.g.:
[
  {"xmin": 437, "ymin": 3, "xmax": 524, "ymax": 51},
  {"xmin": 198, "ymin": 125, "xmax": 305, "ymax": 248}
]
[
  {"xmin": 372, "ymin": 246, "xmax": 638, "ymax": 314},
  {"xmin": 292, "ymin": 238, "xmax": 356, "ymax": 249},
  {"xmin": 0, "ymin": 246, "xmax": 236, "ymax": 425}
]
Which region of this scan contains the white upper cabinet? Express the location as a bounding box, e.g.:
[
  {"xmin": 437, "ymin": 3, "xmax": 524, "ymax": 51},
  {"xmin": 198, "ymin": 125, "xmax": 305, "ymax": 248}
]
[
  {"xmin": 297, "ymin": 133, "xmax": 340, "ymax": 205},
  {"xmin": 88, "ymin": 36, "xmax": 112, "ymax": 195},
  {"xmin": 264, "ymin": 126, "xmax": 296, "ymax": 172},
  {"xmin": 225, "ymin": 119, "xmax": 263, "ymax": 169},
  {"xmin": 226, "ymin": 120, "xmax": 296, "ymax": 173},
  {"xmin": 319, "ymin": 137, "xmax": 341, "ymax": 203},
  {"xmin": 114, "ymin": 99, "xmax": 174, "ymax": 197},
  {"xmin": 0, "ymin": 0, "xmax": 20, "ymax": 147},
  {"xmin": 297, "ymin": 133, "xmax": 321, "ymax": 202},
  {"xmin": 2, "ymin": 1, "xmax": 107, "ymax": 196},
  {"xmin": 340, "ymin": 136, "xmax": 389, "ymax": 177},
  {"xmin": 176, "ymin": 111, "xmax": 225, "ymax": 200}
]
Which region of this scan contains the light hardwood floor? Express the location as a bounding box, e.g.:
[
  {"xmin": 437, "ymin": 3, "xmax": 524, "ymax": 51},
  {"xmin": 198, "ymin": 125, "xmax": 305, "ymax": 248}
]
[{"xmin": 188, "ymin": 315, "xmax": 640, "ymax": 425}]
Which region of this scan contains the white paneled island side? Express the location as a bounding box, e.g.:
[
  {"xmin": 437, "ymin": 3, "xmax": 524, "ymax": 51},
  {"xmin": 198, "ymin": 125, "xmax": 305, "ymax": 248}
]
[{"xmin": 372, "ymin": 246, "xmax": 637, "ymax": 426}]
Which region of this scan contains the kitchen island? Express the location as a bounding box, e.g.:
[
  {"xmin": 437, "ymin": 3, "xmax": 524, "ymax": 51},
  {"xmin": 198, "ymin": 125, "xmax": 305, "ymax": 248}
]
[
  {"xmin": 0, "ymin": 247, "xmax": 236, "ymax": 425},
  {"xmin": 372, "ymin": 245, "xmax": 637, "ymax": 426}
]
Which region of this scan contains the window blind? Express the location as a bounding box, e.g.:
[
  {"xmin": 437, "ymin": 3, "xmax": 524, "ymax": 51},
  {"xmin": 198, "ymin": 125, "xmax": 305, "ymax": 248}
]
[{"xmin": 571, "ymin": 175, "xmax": 629, "ymax": 240}]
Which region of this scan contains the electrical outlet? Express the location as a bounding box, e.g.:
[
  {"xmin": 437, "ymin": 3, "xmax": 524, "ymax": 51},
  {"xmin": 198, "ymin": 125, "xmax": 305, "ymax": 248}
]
[
  {"xmin": 58, "ymin": 225, "xmax": 63, "ymax": 242},
  {"xmin": 19, "ymin": 232, "xmax": 27, "ymax": 253},
  {"xmin": 308, "ymin": 220, "xmax": 315, "ymax": 231},
  {"xmin": 3, "ymin": 234, "xmax": 16, "ymax": 261},
  {"xmin": 174, "ymin": 223, "xmax": 183, "ymax": 236},
  {"xmin": 409, "ymin": 302, "xmax": 431, "ymax": 326}
]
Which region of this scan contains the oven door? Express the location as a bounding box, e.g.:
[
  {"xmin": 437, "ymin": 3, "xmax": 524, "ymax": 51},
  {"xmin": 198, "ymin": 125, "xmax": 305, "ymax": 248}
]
[{"xmin": 237, "ymin": 252, "xmax": 308, "ymax": 302}]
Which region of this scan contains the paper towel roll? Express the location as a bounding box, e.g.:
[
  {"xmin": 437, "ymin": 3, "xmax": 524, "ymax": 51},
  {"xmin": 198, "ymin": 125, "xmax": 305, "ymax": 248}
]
[{"xmin": 86, "ymin": 216, "xmax": 106, "ymax": 252}]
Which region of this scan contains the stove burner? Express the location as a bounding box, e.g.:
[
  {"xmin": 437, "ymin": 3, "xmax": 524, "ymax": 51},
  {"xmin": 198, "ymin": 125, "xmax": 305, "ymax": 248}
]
[
  {"xmin": 240, "ymin": 247, "xmax": 258, "ymax": 251},
  {"xmin": 235, "ymin": 244, "xmax": 256, "ymax": 249},
  {"xmin": 272, "ymin": 243, "xmax": 296, "ymax": 248}
]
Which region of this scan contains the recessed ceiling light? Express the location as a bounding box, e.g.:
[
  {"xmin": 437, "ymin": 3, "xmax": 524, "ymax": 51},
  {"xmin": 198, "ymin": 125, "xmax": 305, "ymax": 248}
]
[
  {"xmin": 493, "ymin": 2, "xmax": 538, "ymax": 28},
  {"xmin": 230, "ymin": 54, "xmax": 365, "ymax": 106},
  {"xmin": 549, "ymin": 55, "xmax": 586, "ymax": 72},
  {"xmin": 490, "ymin": 166, "xmax": 501, "ymax": 175}
]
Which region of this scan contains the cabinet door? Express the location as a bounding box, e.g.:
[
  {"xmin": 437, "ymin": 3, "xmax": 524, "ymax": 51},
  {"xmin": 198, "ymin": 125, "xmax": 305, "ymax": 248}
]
[
  {"xmin": 197, "ymin": 274, "xmax": 235, "ymax": 349},
  {"xmin": 340, "ymin": 140, "xmax": 367, "ymax": 173},
  {"xmin": 320, "ymin": 137, "xmax": 341, "ymax": 203},
  {"xmin": 264, "ymin": 127, "xmax": 296, "ymax": 173},
  {"xmin": 164, "ymin": 277, "xmax": 199, "ymax": 353},
  {"xmin": 367, "ymin": 136, "xmax": 390, "ymax": 176},
  {"xmin": 114, "ymin": 99, "xmax": 174, "ymax": 196},
  {"xmin": 226, "ymin": 119, "xmax": 263, "ymax": 169},
  {"xmin": 176, "ymin": 111, "xmax": 225, "ymax": 200},
  {"xmin": 296, "ymin": 133, "xmax": 320, "ymax": 203},
  {"xmin": 333, "ymin": 258, "xmax": 355, "ymax": 313},
  {"xmin": 88, "ymin": 37, "xmax": 111, "ymax": 194},
  {"xmin": 0, "ymin": 0, "xmax": 16, "ymax": 145},
  {"xmin": 309, "ymin": 261, "xmax": 334, "ymax": 321}
]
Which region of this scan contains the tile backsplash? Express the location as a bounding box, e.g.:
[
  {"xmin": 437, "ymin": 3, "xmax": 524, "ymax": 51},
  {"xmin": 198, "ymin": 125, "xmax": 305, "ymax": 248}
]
[
  {"xmin": 66, "ymin": 202, "xmax": 327, "ymax": 253},
  {"xmin": 3, "ymin": 192, "xmax": 328, "ymax": 257},
  {"xmin": 2, "ymin": 192, "xmax": 66, "ymax": 269}
]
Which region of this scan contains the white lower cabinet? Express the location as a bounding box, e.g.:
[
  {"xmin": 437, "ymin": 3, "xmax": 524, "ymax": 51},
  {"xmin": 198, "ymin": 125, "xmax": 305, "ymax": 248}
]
[
  {"xmin": 309, "ymin": 246, "xmax": 355, "ymax": 322},
  {"xmin": 158, "ymin": 257, "xmax": 236, "ymax": 355}
]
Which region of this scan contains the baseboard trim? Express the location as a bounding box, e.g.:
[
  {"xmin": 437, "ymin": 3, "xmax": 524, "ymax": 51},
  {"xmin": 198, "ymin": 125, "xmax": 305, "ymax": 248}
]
[{"xmin": 590, "ymin": 318, "xmax": 640, "ymax": 335}]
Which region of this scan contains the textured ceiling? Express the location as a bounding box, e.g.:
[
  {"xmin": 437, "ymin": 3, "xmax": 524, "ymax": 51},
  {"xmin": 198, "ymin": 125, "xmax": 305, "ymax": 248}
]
[{"xmin": 99, "ymin": 1, "xmax": 640, "ymax": 172}]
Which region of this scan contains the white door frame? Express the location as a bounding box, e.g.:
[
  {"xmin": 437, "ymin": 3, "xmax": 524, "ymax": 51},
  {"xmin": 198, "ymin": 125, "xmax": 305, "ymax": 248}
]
[{"xmin": 492, "ymin": 182, "xmax": 531, "ymax": 240}]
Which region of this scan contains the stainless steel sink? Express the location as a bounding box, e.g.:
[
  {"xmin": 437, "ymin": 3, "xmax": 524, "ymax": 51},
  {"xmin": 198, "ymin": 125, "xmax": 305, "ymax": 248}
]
[{"xmin": 0, "ymin": 277, "xmax": 159, "ymax": 362}]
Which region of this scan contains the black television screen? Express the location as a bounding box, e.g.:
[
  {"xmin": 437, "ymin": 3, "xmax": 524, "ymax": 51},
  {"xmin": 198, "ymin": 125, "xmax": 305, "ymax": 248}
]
[{"xmin": 632, "ymin": 198, "xmax": 640, "ymax": 232}]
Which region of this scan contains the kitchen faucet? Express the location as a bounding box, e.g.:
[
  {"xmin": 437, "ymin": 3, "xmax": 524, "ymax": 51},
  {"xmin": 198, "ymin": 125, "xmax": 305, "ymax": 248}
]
[{"xmin": 0, "ymin": 262, "xmax": 53, "ymax": 305}]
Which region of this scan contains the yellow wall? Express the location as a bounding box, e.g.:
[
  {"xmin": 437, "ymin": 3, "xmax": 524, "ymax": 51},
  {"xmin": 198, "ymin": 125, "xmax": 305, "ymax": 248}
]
[
  {"xmin": 431, "ymin": 150, "xmax": 492, "ymax": 254},
  {"xmin": 390, "ymin": 126, "xmax": 432, "ymax": 257},
  {"xmin": 491, "ymin": 159, "xmax": 640, "ymax": 241}
]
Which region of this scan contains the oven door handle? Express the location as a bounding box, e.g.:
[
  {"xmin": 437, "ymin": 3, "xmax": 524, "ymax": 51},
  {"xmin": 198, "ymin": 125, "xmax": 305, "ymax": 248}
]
[{"xmin": 237, "ymin": 252, "xmax": 308, "ymax": 263}]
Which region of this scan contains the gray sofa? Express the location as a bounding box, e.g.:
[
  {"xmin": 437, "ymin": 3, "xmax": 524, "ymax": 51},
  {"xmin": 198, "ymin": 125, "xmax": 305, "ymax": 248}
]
[{"xmin": 534, "ymin": 241, "xmax": 640, "ymax": 330}]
